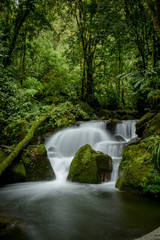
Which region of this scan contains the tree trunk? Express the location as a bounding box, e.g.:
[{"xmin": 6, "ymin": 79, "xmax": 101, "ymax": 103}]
[
  {"xmin": 86, "ymin": 57, "xmax": 94, "ymax": 104},
  {"xmin": 0, "ymin": 114, "xmax": 49, "ymax": 177},
  {"xmin": 145, "ymin": 0, "xmax": 160, "ymax": 39},
  {"xmin": 81, "ymin": 59, "xmax": 86, "ymax": 101},
  {"xmin": 3, "ymin": 2, "xmax": 31, "ymax": 67}
]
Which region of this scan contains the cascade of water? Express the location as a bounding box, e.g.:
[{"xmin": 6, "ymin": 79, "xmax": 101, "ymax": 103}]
[
  {"xmin": 115, "ymin": 120, "xmax": 137, "ymax": 140},
  {"xmin": 79, "ymin": 120, "xmax": 106, "ymax": 129},
  {"xmin": 45, "ymin": 120, "xmax": 137, "ymax": 183}
]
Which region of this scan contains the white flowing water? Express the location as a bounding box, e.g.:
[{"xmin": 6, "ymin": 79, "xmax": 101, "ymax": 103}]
[
  {"xmin": 45, "ymin": 120, "xmax": 137, "ymax": 183},
  {"xmin": 0, "ymin": 120, "xmax": 160, "ymax": 240}
]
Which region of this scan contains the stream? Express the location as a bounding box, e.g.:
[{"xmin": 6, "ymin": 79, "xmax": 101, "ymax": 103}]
[{"xmin": 0, "ymin": 120, "xmax": 160, "ymax": 240}]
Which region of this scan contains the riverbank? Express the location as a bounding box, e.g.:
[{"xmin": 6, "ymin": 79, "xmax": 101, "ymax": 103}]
[{"xmin": 135, "ymin": 226, "xmax": 160, "ymax": 240}]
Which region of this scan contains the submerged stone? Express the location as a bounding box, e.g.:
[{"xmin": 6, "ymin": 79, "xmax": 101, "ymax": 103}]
[
  {"xmin": 114, "ymin": 134, "xmax": 126, "ymax": 142},
  {"xmin": 67, "ymin": 144, "xmax": 112, "ymax": 184}
]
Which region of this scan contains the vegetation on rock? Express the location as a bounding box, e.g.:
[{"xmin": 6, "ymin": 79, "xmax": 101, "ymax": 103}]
[
  {"xmin": 116, "ymin": 112, "xmax": 160, "ymax": 198},
  {"xmin": 22, "ymin": 144, "xmax": 55, "ymax": 181},
  {"xmin": 0, "ymin": 0, "xmax": 160, "ymax": 197},
  {"xmin": 68, "ymin": 144, "xmax": 112, "ymax": 184},
  {"xmin": 0, "ymin": 144, "xmax": 55, "ymax": 184}
]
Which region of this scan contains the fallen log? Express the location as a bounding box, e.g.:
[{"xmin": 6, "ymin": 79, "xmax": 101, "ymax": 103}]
[{"xmin": 0, "ymin": 114, "xmax": 49, "ymax": 176}]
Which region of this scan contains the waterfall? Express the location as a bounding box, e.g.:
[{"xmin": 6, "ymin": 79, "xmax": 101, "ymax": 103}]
[
  {"xmin": 115, "ymin": 120, "xmax": 137, "ymax": 140},
  {"xmin": 45, "ymin": 120, "xmax": 137, "ymax": 183}
]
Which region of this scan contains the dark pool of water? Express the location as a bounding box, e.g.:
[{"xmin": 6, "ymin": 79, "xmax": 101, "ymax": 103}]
[{"xmin": 0, "ymin": 181, "xmax": 160, "ymax": 240}]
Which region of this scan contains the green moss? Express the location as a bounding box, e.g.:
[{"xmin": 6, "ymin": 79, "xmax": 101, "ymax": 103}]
[
  {"xmin": 142, "ymin": 112, "xmax": 160, "ymax": 138},
  {"xmin": 95, "ymin": 153, "xmax": 112, "ymax": 172},
  {"xmin": 0, "ymin": 161, "xmax": 26, "ymax": 184},
  {"xmin": 116, "ymin": 137, "xmax": 160, "ymax": 197},
  {"xmin": 12, "ymin": 162, "xmax": 26, "ymax": 175},
  {"xmin": 0, "ymin": 151, "xmax": 7, "ymax": 164},
  {"xmin": 0, "ymin": 114, "xmax": 49, "ymax": 177},
  {"xmin": 22, "ymin": 144, "xmax": 55, "ymax": 181},
  {"xmin": 141, "ymin": 168, "xmax": 160, "ymax": 197},
  {"xmin": 136, "ymin": 112, "xmax": 155, "ymax": 137},
  {"xmin": 4, "ymin": 120, "xmax": 29, "ymax": 145},
  {"xmin": 68, "ymin": 145, "xmax": 98, "ymax": 183},
  {"xmin": 68, "ymin": 145, "xmax": 112, "ymax": 183}
]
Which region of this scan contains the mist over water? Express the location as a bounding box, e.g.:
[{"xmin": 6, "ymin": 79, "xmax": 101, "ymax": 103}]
[{"xmin": 0, "ymin": 120, "xmax": 160, "ymax": 240}]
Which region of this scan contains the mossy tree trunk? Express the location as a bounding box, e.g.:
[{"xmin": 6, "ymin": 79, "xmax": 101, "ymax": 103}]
[{"xmin": 0, "ymin": 114, "xmax": 49, "ymax": 176}]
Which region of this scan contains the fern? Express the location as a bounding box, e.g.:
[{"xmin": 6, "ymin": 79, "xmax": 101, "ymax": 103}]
[{"xmin": 148, "ymin": 135, "xmax": 160, "ymax": 169}]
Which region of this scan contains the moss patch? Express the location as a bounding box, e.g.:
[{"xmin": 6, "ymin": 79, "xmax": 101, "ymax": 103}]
[
  {"xmin": 0, "ymin": 151, "xmax": 7, "ymax": 164},
  {"xmin": 116, "ymin": 137, "xmax": 160, "ymax": 197},
  {"xmin": 22, "ymin": 144, "xmax": 55, "ymax": 181},
  {"xmin": 68, "ymin": 144, "xmax": 112, "ymax": 184},
  {"xmin": 142, "ymin": 112, "xmax": 160, "ymax": 138},
  {"xmin": 136, "ymin": 112, "xmax": 155, "ymax": 137}
]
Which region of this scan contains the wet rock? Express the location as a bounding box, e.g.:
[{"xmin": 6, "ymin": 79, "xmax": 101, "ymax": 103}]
[
  {"xmin": 0, "ymin": 144, "xmax": 55, "ymax": 184},
  {"xmin": 114, "ymin": 134, "xmax": 126, "ymax": 142},
  {"xmin": 136, "ymin": 112, "xmax": 155, "ymax": 137},
  {"xmin": 116, "ymin": 137, "xmax": 160, "ymax": 198},
  {"xmin": 48, "ymin": 146, "xmax": 56, "ymax": 152},
  {"xmin": 106, "ymin": 120, "xmax": 120, "ymax": 132},
  {"xmin": 124, "ymin": 137, "xmax": 141, "ymax": 147},
  {"xmin": 67, "ymin": 144, "xmax": 112, "ymax": 184},
  {"xmin": 22, "ymin": 144, "xmax": 55, "ymax": 181}
]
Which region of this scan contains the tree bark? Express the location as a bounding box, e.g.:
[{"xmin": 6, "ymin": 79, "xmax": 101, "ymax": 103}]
[
  {"xmin": 3, "ymin": 1, "xmax": 32, "ymax": 67},
  {"xmin": 0, "ymin": 114, "xmax": 49, "ymax": 177},
  {"xmin": 145, "ymin": 0, "xmax": 160, "ymax": 39}
]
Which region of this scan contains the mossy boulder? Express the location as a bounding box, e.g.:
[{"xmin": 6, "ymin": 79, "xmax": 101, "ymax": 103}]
[
  {"xmin": 95, "ymin": 151, "xmax": 113, "ymax": 182},
  {"xmin": 116, "ymin": 138, "xmax": 160, "ymax": 197},
  {"xmin": 136, "ymin": 112, "xmax": 155, "ymax": 137},
  {"xmin": 0, "ymin": 145, "xmax": 55, "ymax": 184},
  {"xmin": 106, "ymin": 120, "xmax": 120, "ymax": 132},
  {"xmin": 22, "ymin": 144, "xmax": 55, "ymax": 181},
  {"xmin": 0, "ymin": 162, "xmax": 26, "ymax": 184},
  {"xmin": 142, "ymin": 112, "xmax": 160, "ymax": 138},
  {"xmin": 0, "ymin": 150, "xmax": 26, "ymax": 184},
  {"xmin": 67, "ymin": 144, "xmax": 112, "ymax": 184},
  {"xmin": 0, "ymin": 151, "xmax": 6, "ymax": 164}
]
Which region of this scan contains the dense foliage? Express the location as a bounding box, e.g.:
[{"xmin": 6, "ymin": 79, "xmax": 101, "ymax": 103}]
[{"xmin": 0, "ymin": 0, "xmax": 160, "ymax": 145}]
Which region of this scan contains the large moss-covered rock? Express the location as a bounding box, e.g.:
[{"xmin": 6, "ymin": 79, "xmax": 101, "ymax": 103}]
[
  {"xmin": 116, "ymin": 138, "xmax": 160, "ymax": 197},
  {"xmin": 135, "ymin": 112, "xmax": 156, "ymax": 138},
  {"xmin": 95, "ymin": 152, "xmax": 113, "ymax": 182},
  {"xmin": 67, "ymin": 144, "xmax": 112, "ymax": 184},
  {"xmin": 0, "ymin": 151, "xmax": 26, "ymax": 184},
  {"xmin": 22, "ymin": 144, "xmax": 55, "ymax": 181},
  {"xmin": 0, "ymin": 151, "xmax": 6, "ymax": 164},
  {"xmin": 0, "ymin": 145, "xmax": 55, "ymax": 184},
  {"xmin": 1, "ymin": 162, "xmax": 26, "ymax": 184},
  {"xmin": 142, "ymin": 112, "xmax": 160, "ymax": 138}
]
